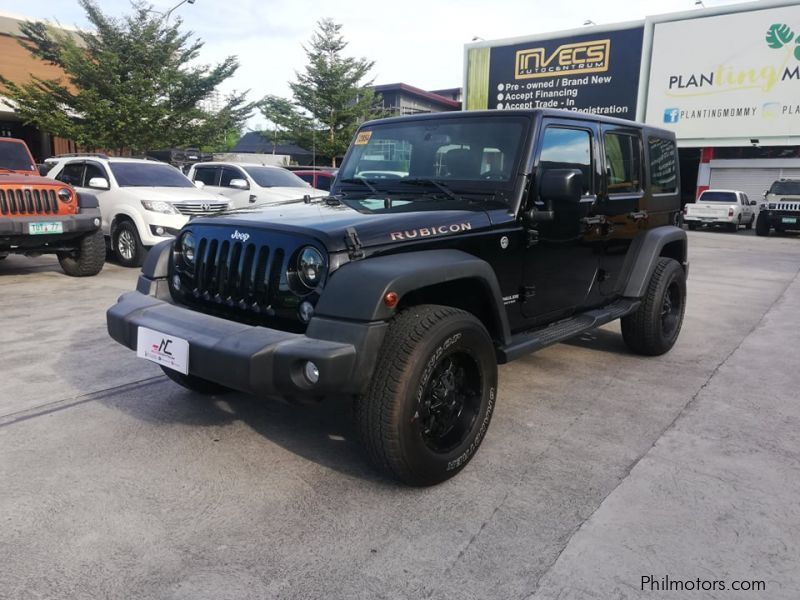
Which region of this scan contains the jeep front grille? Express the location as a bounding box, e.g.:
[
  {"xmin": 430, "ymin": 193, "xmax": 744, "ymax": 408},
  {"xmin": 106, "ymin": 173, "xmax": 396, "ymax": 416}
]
[
  {"xmin": 188, "ymin": 237, "xmax": 285, "ymax": 313},
  {"xmin": 0, "ymin": 188, "xmax": 59, "ymax": 216},
  {"xmin": 768, "ymin": 202, "xmax": 800, "ymax": 211},
  {"xmin": 174, "ymin": 201, "xmax": 229, "ymax": 216}
]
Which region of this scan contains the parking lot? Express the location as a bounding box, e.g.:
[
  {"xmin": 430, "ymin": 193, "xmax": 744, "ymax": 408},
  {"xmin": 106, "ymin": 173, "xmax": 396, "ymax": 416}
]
[{"xmin": 1, "ymin": 229, "xmax": 798, "ymax": 599}]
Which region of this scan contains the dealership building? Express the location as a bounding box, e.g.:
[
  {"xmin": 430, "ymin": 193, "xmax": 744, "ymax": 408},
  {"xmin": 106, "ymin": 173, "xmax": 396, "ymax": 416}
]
[{"xmin": 464, "ymin": 0, "xmax": 800, "ymax": 204}]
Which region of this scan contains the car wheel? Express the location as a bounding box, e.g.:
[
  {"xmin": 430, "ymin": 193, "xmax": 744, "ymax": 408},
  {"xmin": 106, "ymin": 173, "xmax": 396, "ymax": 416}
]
[
  {"xmin": 687, "ymin": 222, "xmax": 699, "ymax": 231},
  {"xmin": 355, "ymin": 305, "xmax": 498, "ymax": 486},
  {"xmin": 160, "ymin": 366, "xmax": 231, "ymax": 395},
  {"xmin": 621, "ymin": 257, "xmax": 686, "ymax": 356},
  {"xmin": 113, "ymin": 220, "xmax": 145, "ymax": 267},
  {"xmin": 57, "ymin": 229, "xmax": 106, "ymax": 277},
  {"xmin": 755, "ymin": 214, "xmax": 770, "ymax": 236},
  {"xmin": 729, "ymin": 216, "xmax": 741, "ymax": 232}
]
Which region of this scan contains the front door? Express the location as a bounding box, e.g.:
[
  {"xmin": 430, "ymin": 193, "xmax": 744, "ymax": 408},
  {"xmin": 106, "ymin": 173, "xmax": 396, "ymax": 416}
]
[{"xmin": 520, "ymin": 120, "xmax": 601, "ymax": 323}]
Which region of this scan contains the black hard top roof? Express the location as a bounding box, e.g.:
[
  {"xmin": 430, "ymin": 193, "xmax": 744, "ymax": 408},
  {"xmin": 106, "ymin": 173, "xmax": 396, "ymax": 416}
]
[{"xmin": 362, "ymin": 109, "xmax": 673, "ymax": 138}]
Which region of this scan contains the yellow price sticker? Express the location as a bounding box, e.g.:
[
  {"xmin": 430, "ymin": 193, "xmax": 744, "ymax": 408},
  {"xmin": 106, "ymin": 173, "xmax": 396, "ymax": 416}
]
[{"xmin": 355, "ymin": 130, "xmax": 372, "ymax": 145}]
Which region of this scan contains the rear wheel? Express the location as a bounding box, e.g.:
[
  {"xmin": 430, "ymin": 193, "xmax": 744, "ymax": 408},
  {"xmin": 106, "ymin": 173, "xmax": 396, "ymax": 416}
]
[
  {"xmin": 755, "ymin": 214, "xmax": 770, "ymax": 236},
  {"xmin": 113, "ymin": 220, "xmax": 145, "ymax": 267},
  {"xmin": 161, "ymin": 366, "xmax": 231, "ymax": 395},
  {"xmin": 687, "ymin": 222, "xmax": 699, "ymax": 231},
  {"xmin": 355, "ymin": 305, "xmax": 498, "ymax": 486},
  {"xmin": 729, "ymin": 216, "xmax": 740, "ymax": 232},
  {"xmin": 57, "ymin": 229, "xmax": 105, "ymax": 276},
  {"xmin": 621, "ymin": 258, "xmax": 686, "ymax": 356}
]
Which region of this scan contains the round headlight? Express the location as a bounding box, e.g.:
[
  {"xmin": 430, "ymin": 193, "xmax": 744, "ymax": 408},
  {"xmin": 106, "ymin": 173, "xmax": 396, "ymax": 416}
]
[
  {"xmin": 297, "ymin": 246, "xmax": 324, "ymax": 288},
  {"xmin": 180, "ymin": 232, "xmax": 195, "ymax": 265},
  {"xmin": 57, "ymin": 188, "xmax": 72, "ymax": 202}
]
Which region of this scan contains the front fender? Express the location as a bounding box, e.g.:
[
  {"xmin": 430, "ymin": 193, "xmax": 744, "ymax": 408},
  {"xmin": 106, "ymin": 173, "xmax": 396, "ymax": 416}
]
[{"xmin": 315, "ymin": 249, "xmax": 511, "ymax": 343}]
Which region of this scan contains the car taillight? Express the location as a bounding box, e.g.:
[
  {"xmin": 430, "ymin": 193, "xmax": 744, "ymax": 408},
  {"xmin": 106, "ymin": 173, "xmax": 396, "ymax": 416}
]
[
  {"xmin": 728, "ymin": 207, "xmax": 734, "ymax": 217},
  {"xmin": 683, "ymin": 206, "xmax": 688, "ymax": 215}
]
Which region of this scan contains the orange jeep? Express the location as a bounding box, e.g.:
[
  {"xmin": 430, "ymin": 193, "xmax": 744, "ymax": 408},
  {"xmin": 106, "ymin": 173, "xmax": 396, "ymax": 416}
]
[{"xmin": 0, "ymin": 138, "xmax": 105, "ymax": 276}]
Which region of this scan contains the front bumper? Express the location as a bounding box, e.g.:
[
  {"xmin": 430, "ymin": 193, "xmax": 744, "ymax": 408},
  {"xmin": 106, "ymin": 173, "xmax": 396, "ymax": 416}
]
[
  {"xmin": 761, "ymin": 212, "xmax": 800, "ymax": 228},
  {"xmin": 0, "ymin": 209, "xmax": 101, "ymax": 236},
  {"xmin": 107, "ymin": 289, "xmax": 386, "ymax": 398}
]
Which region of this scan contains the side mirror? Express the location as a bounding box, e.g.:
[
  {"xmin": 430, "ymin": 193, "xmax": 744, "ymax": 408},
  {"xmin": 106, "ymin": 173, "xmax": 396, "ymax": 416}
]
[
  {"xmin": 749, "ymin": 200, "xmax": 757, "ymax": 206},
  {"xmin": 194, "ymin": 180, "xmax": 206, "ymax": 189},
  {"xmin": 87, "ymin": 177, "xmax": 110, "ymax": 190},
  {"xmin": 229, "ymin": 178, "xmax": 249, "ymax": 190},
  {"xmin": 762, "ymin": 190, "xmax": 768, "ymax": 198},
  {"xmin": 540, "ymin": 169, "xmax": 583, "ymax": 206}
]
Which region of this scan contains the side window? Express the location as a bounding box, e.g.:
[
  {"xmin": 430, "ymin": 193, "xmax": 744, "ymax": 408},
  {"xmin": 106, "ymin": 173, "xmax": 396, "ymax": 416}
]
[
  {"xmin": 193, "ymin": 166, "xmax": 220, "ymax": 186},
  {"xmin": 649, "ymin": 137, "xmax": 678, "ymax": 194},
  {"xmin": 56, "ymin": 162, "xmax": 85, "ymax": 187},
  {"xmin": 220, "ymin": 166, "xmax": 245, "ymax": 187},
  {"xmin": 604, "ymin": 132, "xmax": 642, "ymax": 194},
  {"xmin": 316, "ymin": 174, "xmax": 331, "ymax": 191},
  {"xmin": 84, "ymin": 162, "xmax": 108, "ymax": 185},
  {"xmin": 741, "ymin": 194, "xmax": 749, "ymax": 206},
  {"xmin": 539, "ymin": 127, "xmax": 593, "ymax": 194}
]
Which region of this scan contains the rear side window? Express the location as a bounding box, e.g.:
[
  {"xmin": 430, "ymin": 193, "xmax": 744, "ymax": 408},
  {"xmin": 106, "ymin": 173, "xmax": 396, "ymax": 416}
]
[
  {"xmin": 316, "ymin": 174, "xmax": 332, "ymax": 191},
  {"xmin": 56, "ymin": 162, "xmax": 85, "ymax": 186},
  {"xmin": 539, "ymin": 127, "xmax": 593, "ymax": 194},
  {"xmin": 604, "ymin": 132, "xmax": 641, "ymax": 194},
  {"xmin": 296, "ymin": 173, "xmax": 314, "ymax": 185},
  {"xmin": 193, "ymin": 166, "xmax": 220, "ymax": 186},
  {"xmin": 648, "ymin": 137, "xmax": 678, "ymax": 194}
]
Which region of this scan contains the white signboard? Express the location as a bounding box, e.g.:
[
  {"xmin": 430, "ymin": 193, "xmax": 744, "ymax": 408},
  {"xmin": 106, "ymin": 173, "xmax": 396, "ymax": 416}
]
[{"xmin": 645, "ymin": 5, "xmax": 800, "ymax": 140}]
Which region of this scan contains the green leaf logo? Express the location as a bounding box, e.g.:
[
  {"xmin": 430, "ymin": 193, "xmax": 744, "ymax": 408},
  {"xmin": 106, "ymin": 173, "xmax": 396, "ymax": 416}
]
[
  {"xmin": 796, "ymin": 38, "xmax": 800, "ymax": 60},
  {"xmin": 766, "ymin": 23, "xmax": 795, "ymax": 49}
]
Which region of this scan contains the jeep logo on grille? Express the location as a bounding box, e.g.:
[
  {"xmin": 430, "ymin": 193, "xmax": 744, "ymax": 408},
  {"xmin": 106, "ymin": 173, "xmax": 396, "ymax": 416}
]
[{"xmin": 231, "ymin": 230, "xmax": 250, "ymax": 242}]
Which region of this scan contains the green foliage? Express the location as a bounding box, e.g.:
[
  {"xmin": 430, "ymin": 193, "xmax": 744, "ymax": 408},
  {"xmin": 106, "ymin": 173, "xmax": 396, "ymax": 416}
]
[
  {"xmin": 765, "ymin": 23, "xmax": 795, "ymax": 49},
  {"xmin": 259, "ymin": 19, "xmax": 382, "ymax": 166},
  {"xmin": 0, "ymin": 0, "xmax": 255, "ymax": 152}
]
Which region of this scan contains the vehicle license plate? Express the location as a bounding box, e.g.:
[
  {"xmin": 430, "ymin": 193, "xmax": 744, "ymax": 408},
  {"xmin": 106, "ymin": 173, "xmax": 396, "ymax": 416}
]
[
  {"xmin": 781, "ymin": 217, "xmax": 797, "ymax": 224},
  {"xmin": 136, "ymin": 327, "xmax": 189, "ymax": 374},
  {"xmin": 28, "ymin": 222, "xmax": 63, "ymax": 235}
]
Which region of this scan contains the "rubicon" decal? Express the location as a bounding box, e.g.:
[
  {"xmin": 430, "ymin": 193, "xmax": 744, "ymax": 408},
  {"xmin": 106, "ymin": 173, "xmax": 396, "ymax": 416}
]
[{"xmin": 390, "ymin": 222, "xmax": 472, "ymax": 241}]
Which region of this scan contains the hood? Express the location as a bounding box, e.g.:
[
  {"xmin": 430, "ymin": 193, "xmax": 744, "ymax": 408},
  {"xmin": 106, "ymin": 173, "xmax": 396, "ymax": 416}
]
[
  {"xmin": 0, "ymin": 172, "xmax": 67, "ymax": 187},
  {"xmin": 120, "ymin": 187, "xmax": 226, "ymax": 202},
  {"xmin": 188, "ymin": 197, "xmax": 493, "ymax": 253}
]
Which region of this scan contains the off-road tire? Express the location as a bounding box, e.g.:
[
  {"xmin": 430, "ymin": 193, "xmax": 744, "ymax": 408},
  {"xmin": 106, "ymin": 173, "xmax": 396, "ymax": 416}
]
[
  {"xmin": 755, "ymin": 214, "xmax": 770, "ymax": 236},
  {"xmin": 161, "ymin": 366, "xmax": 231, "ymax": 395},
  {"xmin": 57, "ymin": 229, "xmax": 105, "ymax": 277},
  {"xmin": 621, "ymin": 257, "xmax": 686, "ymax": 356},
  {"xmin": 113, "ymin": 220, "xmax": 145, "ymax": 267},
  {"xmin": 355, "ymin": 305, "xmax": 498, "ymax": 486},
  {"xmin": 687, "ymin": 222, "xmax": 699, "ymax": 231}
]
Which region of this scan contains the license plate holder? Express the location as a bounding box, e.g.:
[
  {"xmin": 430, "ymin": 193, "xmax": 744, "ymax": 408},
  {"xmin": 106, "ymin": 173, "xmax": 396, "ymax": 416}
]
[
  {"xmin": 781, "ymin": 217, "xmax": 796, "ymax": 224},
  {"xmin": 136, "ymin": 327, "xmax": 189, "ymax": 374},
  {"xmin": 28, "ymin": 221, "xmax": 63, "ymax": 235}
]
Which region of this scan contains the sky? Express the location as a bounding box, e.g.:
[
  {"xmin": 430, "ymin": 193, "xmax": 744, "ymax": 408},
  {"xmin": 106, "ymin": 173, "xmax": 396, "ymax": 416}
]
[{"xmin": 2, "ymin": 0, "xmax": 753, "ymax": 130}]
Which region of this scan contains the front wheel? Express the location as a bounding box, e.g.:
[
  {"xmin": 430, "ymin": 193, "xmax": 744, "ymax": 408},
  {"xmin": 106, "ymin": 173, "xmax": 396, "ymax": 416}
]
[
  {"xmin": 755, "ymin": 214, "xmax": 770, "ymax": 236},
  {"xmin": 621, "ymin": 257, "xmax": 686, "ymax": 356},
  {"xmin": 355, "ymin": 305, "xmax": 498, "ymax": 486},
  {"xmin": 113, "ymin": 220, "xmax": 145, "ymax": 267},
  {"xmin": 57, "ymin": 229, "xmax": 105, "ymax": 276}
]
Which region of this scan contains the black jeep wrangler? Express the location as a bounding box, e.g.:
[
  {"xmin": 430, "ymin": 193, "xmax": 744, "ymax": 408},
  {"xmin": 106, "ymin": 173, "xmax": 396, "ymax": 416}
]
[{"xmin": 107, "ymin": 110, "xmax": 687, "ymax": 486}]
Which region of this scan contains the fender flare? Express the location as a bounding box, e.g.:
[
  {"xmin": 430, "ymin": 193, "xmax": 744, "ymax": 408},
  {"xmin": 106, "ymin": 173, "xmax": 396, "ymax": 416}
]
[
  {"xmin": 623, "ymin": 226, "xmax": 688, "ymax": 298},
  {"xmin": 315, "ymin": 249, "xmax": 512, "ymax": 344},
  {"xmin": 76, "ymin": 192, "xmax": 99, "ymax": 209}
]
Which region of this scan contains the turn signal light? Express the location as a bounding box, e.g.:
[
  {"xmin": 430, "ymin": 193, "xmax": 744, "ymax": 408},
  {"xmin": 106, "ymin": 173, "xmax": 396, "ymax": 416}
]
[{"xmin": 383, "ymin": 291, "xmax": 399, "ymax": 308}]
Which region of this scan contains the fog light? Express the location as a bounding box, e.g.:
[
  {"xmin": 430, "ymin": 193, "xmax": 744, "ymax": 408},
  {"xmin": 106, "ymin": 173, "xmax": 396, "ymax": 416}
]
[
  {"xmin": 298, "ymin": 301, "xmax": 314, "ymax": 323},
  {"xmin": 303, "ymin": 361, "xmax": 320, "ymax": 384},
  {"xmin": 172, "ymin": 274, "xmax": 181, "ymax": 289},
  {"xmin": 155, "ymin": 226, "xmax": 166, "ymax": 236},
  {"xmin": 93, "ymin": 218, "xmax": 100, "ymax": 226}
]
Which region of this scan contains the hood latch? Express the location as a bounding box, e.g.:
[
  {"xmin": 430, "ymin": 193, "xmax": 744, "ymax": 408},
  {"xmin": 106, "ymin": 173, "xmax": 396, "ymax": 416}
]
[{"xmin": 345, "ymin": 227, "xmax": 364, "ymax": 260}]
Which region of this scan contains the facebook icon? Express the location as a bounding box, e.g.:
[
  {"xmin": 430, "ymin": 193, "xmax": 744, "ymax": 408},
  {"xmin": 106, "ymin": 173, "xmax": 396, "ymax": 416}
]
[{"xmin": 663, "ymin": 108, "xmax": 680, "ymax": 124}]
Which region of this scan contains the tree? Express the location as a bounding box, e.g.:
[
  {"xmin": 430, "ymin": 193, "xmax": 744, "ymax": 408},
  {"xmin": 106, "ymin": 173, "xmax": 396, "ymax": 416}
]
[
  {"xmin": 0, "ymin": 0, "xmax": 255, "ymax": 153},
  {"xmin": 259, "ymin": 19, "xmax": 380, "ymax": 166}
]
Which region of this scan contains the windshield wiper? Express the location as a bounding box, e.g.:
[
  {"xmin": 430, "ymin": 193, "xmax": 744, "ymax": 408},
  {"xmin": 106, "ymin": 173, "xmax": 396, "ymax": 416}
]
[
  {"xmin": 398, "ymin": 178, "xmax": 465, "ymax": 203},
  {"xmin": 339, "ymin": 177, "xmax": 394, "ymax": 208}
]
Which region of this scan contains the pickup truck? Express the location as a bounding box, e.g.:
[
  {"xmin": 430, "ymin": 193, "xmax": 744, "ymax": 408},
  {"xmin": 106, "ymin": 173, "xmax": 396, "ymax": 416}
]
[{"xmin": 683, "ymin": 189, "xmax": 757, "ymax": 232}]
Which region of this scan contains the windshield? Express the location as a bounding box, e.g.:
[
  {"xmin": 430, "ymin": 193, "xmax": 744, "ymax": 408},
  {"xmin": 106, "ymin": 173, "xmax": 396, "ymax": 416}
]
[
  {"xmin": 0, "ymin": 141, "xmax": 35, "ymax": 172},
  {"xmin": 110, "ymin": 162, "xmax": 194, "ymax": 187},
  {"xmin": 699, "ymin": 191, "xmax": 738, "ymax": 202},
  {"xmin": 244, "ymin": 166, "xmax": 311, "ymax": 188},
  {"xmin": 768, "ymin": 181, "xmax": 800, "ymax": 196},
  {"xmin": 336, "ymin": 116, "xmax": 528, "ymax": 202}
]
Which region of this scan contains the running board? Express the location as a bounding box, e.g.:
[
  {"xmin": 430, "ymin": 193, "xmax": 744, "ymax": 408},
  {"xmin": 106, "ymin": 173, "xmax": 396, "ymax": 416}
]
[{"xmin": 498, "ymin": 298, "xmax": 640, "ymax": 363}]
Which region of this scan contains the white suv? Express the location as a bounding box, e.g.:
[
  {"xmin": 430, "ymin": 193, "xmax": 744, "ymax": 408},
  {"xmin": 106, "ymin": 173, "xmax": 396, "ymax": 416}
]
[
  {"xmin": 187, "ymin": 162, "xmax": 326, "ymax": 209},
  {"xmin": 47, "ymin": 155, "xmax": 229, "ymax": 266}
]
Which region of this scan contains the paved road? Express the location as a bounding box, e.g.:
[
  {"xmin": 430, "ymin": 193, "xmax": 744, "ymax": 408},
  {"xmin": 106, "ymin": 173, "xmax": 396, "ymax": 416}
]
[{"xmin": 1, "ymin": 229, "xmax": 798, "ymax": 599}]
